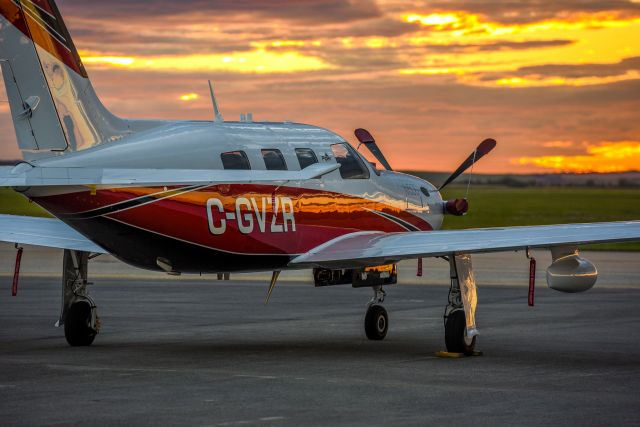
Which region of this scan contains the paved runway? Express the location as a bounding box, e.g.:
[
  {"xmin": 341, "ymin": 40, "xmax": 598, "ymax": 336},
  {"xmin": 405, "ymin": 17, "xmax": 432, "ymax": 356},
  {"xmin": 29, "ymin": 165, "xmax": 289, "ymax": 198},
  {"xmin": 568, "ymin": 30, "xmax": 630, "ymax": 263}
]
[{"xmin": 1, "ymin": 246, "xmax": 639, "ymax": 426}]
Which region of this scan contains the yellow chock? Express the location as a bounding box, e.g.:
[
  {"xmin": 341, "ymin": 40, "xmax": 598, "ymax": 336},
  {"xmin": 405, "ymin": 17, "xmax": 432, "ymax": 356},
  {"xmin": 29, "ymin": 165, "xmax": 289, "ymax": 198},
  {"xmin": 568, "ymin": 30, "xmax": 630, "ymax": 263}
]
[
  {"xmin": 435, "ymin": 350, "xmax": 484, "ymax": 358},
  {"xmin": 435, "ymin": 351, "xmax": 465, "ymax": 358}
]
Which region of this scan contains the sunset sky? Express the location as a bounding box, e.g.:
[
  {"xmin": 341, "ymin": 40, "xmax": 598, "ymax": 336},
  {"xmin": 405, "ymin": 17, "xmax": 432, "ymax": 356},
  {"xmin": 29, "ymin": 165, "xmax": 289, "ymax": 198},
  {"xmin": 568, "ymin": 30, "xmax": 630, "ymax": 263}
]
[{"xmin": 1, "ymin": 0, "xmax": 640, "ymax": 173}]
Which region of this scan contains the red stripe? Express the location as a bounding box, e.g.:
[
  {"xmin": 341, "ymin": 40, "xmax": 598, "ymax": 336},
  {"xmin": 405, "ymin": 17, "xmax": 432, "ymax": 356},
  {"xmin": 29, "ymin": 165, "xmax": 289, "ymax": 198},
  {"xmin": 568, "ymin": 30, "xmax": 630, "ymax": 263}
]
[
  {"xmin": 0, "ymin": 1, "xmax": 29, "ymax": 35},
  {"xmin": 31, "ymin": 184, "xmax": 434, "ymax": 255}
]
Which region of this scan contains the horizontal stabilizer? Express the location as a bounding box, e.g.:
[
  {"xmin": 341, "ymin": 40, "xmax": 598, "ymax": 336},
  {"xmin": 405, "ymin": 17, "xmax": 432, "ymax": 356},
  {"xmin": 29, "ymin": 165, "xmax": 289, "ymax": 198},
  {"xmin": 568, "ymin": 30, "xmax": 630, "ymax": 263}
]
[{"xmin": 0, "ymin": 163, "xmax": 340, "ymax": 187}]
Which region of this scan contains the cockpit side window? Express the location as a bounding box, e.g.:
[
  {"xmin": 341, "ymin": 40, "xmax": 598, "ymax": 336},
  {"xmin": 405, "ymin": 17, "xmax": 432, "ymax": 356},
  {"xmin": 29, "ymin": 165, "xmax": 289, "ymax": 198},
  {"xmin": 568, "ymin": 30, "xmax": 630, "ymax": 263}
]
[
  {"xmin": 295, "ymin": 148, "xmax": 318, "ymax": 170},
  {"xmin": 221, "ymin": 151, "xmax": 251, "ymax": 170},
  {"xmin": 330, "ymin": 143, "xmax": 370, "ymax": 179},
  {"xmin": 261, "ymin": 149, "xmax": 287, "ymax": 170}
]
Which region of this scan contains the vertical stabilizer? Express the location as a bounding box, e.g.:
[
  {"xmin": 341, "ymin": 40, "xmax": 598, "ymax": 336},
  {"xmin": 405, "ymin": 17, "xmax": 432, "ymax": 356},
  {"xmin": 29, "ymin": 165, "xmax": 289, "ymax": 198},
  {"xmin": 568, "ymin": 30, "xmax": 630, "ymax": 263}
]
[{"xmin": 0, "ymin": 0, "xmax": 130, "ymax": 160}]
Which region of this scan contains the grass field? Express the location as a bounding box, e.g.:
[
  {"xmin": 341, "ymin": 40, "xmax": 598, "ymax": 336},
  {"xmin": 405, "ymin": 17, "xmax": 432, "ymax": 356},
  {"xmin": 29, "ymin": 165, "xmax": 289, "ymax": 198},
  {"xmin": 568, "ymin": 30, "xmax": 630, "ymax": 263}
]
[
  {"xmin": 1, "ymin": 186, "xmax": 639, "ymax": 250},
  {"xmin": 441, "ymin": 186, "xmax": 640, "ymax": 250}
]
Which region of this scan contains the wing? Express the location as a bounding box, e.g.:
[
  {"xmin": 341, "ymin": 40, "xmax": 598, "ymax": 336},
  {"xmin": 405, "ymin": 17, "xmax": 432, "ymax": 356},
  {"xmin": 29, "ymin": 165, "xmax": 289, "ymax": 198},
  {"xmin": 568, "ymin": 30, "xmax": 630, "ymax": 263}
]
[
  {"xmin": 0, "ymin": 163, "xmax": 340, "ymax": 187},
  {"xmin": 0, "ymin": 214, "xmax": 106, "ymax": 253},
  {"xmin": 290, "ymin": 221, "xmax": 640, "ymax": 269}
]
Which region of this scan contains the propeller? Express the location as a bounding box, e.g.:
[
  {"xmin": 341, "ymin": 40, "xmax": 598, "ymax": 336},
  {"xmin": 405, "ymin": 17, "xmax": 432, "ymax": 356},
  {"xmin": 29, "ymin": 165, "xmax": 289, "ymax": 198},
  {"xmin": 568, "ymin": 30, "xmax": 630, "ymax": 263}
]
[
  {"xmin": 438, "ymin": 138, "xmax": 497, "ymax": 191},
  {"xmin": 354, "ymin": 128, "xmax": 393, "ymax": 171}
]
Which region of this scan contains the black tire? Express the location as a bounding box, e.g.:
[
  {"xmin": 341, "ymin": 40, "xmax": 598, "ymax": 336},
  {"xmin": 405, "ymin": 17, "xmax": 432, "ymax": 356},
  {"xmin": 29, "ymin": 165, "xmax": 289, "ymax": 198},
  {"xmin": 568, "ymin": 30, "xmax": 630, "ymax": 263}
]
[
  {"xmin": 365, "ymin": 305, "xmax": 388, "ymax": 341},
  {"xmin": 64, "ymin": 301, "xmax": 97, "ymax": 346},
  {"xmin": 444, "ymin": 309, "xmax": 476, "ymax": 354}
]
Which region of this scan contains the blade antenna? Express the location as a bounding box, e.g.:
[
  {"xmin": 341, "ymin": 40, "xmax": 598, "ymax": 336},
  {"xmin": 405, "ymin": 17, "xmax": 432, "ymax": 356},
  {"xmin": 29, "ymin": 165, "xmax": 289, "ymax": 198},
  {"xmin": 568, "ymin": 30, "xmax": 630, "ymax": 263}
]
[
  {"xmin": 265, "ymin": 270, "xmax": 281, "ymax": 304},
  {"xmin": 208, "ymin": 80, "xmax": 223, "ymax": 122}
]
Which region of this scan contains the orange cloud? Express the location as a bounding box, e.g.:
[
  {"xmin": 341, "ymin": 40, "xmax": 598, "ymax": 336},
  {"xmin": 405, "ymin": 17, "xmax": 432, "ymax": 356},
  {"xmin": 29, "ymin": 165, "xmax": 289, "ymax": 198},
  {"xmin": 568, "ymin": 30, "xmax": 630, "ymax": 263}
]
[
  {"xmin": 79, "ymin": 49, "xmax": 333, "ymax": 74},
  {"xmin": 542, "ymin": 141, "xmax": 574, "ymax": 148},
  {"xmin": 514, "ymin": 141, "xmax": 640, "ymax": 173},
  {"xmin": 179, "ymin": 93, "xmax": 199, "ymax": 101},
  {"xmin": 404, "ymin": 11, "xmax": 640, "ymax": 35},
  {"xmin": 488, "ymin": 71, "xmax": 640, "ymax": 87},
  {"xmin": 400, "ymin": 10, "xmax": 640, "ymax": 87},
  {"xmin": 82, "ymin": 55, "xmax": 135, "ymax": 67}
]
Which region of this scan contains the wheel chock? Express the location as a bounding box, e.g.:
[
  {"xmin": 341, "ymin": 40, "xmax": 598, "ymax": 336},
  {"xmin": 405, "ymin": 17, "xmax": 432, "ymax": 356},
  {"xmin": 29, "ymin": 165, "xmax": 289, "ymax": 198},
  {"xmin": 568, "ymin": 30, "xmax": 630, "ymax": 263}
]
[
  {"xmin": 435, "ymin": 350, "xmax": 484, "ymax": 358},
  {"xmin": 436, "ymin": 351, "xmax": 465, "ymax": 358}
]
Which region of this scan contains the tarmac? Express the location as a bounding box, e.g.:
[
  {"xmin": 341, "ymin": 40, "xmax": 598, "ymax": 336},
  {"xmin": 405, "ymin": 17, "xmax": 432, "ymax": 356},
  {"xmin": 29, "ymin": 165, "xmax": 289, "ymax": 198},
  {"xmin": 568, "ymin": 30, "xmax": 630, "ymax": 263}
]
[{"xmin": 0, "ymin": 244, "xmax": 639, "ymax": 426}]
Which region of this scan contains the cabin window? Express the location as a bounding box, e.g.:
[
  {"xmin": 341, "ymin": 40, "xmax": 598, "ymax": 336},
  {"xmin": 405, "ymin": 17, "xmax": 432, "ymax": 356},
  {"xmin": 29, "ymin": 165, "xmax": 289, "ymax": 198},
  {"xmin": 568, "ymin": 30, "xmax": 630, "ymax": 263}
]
[
  {"xmin": 261, "ymin": 149, "xmax": 287, "ymax": 170},
  {"xmin": 330, "ymin": 143, "xmax": 370, "ymax": 179},
  {"xmin": 295, "ymin": 148, "xmax": 318, "ymax": 169},
  {"xmin": 221, "ymin": 151, "xmax": 251, "ymax": 170}
]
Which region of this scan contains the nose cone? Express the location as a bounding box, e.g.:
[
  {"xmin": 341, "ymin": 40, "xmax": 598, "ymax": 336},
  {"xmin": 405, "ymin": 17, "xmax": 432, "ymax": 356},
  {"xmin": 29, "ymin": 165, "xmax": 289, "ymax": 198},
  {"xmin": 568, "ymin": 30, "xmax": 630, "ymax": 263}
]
[{"xmin": 445, "ymin": 198, "xmax": 469, "ymax": 216}]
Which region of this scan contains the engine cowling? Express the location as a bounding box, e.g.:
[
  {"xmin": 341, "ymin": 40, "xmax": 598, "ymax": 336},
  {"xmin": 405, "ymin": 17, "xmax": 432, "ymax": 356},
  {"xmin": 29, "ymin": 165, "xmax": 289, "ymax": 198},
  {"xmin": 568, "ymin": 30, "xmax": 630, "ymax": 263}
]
[{"xmin": 546, "ymin": 247, "xmax": 598, "ymax": 293}]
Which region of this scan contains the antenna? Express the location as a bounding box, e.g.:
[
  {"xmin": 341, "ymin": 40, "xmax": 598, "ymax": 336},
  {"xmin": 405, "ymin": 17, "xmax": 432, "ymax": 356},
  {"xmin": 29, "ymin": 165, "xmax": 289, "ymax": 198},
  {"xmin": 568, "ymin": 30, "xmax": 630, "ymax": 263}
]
[{"xmin": 208, "ymin": 80, "xmax": 223, "ymax": 122}]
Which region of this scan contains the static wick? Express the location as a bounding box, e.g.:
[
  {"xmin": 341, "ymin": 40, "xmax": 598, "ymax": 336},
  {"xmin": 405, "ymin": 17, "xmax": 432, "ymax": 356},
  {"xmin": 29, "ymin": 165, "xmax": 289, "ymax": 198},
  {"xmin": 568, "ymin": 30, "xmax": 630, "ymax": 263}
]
[
  {"xmin": 526, "ymin": 248, "xmax": 536, "ymax": 307},
  {"xmin": 12, "ymin": 246, "xmax": 23, "ymax": 296}
]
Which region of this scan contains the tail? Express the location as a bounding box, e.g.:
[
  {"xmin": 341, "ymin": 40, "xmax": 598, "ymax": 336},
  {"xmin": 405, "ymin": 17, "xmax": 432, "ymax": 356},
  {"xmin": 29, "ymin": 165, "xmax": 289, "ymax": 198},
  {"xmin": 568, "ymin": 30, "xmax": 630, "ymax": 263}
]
[{"xmin": 0, "ymin": 0, "xmax": 130, "ymax": 161}]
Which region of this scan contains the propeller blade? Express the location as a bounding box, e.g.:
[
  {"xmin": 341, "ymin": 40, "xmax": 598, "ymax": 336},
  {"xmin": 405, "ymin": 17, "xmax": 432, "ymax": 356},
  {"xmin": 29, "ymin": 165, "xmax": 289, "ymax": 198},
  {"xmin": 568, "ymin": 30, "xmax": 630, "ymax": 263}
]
[
  {"xmin": 354, "ymin": 128, "xmax": 393, "ymax": 171},
  {"xmin": 438, "ymin": 138, "xmax": 497, "ymax": 191}
]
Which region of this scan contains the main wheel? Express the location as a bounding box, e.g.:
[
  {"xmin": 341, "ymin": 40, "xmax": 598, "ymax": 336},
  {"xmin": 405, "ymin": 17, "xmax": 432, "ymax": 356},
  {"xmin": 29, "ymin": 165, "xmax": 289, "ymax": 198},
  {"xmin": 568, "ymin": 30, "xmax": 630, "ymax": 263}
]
[
  {"xmin": 64, "ymin": 301, "xmax": 97, "ymax": 346},
  {"xmin": 365, "ymin": 305, "xmax": 388, "ymax": 340},
  {"xmin": 444, "ymin": 309, "xmax": 475, "ymax": 354}
]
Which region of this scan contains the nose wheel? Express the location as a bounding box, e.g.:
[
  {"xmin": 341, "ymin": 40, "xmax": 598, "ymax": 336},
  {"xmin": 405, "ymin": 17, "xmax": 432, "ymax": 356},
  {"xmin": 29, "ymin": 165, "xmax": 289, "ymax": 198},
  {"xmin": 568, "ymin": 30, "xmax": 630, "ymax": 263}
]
[
  {"xmin": 364, "ymin": 285, "xmax": 388, "ymax": 340},
  {"xmin": 365, "ymin": 304, "xmax": 388, "ymax": 340}
]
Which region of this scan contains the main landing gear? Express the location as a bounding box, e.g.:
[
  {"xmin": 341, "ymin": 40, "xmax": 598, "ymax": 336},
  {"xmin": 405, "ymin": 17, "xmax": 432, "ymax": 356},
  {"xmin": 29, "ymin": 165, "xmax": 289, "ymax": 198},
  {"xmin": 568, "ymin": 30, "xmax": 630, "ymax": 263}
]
[
  {"xmin": 364, "ymin": 285, "xmax": 388, "ymax": 340},
  {"xmin": 444, "ymin": 254, "xmax": 478, "ymax": 354},
  {"xmin": 56, "ymin": 249, "xmax": 100, "ymax": 346},
  {"xmin": 360, "ymin": 254, "xmax": 480, "ymax": 354}
]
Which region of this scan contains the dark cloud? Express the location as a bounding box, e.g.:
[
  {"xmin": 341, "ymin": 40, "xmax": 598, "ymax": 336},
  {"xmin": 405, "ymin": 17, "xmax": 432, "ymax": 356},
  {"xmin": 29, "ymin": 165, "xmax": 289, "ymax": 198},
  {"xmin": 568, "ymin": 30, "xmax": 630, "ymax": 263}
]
[
  {"xmin": 58, "ymin": 0, "xmax": 381, "ymax": 25},
  {"xmin": 479, "ymin": 56, "xmax": 640, "ymax": 80},
  {"xmin": 71, "ymin": 26, "xmax": 253, "ymax": 55},
  {"xmin": 470, "ymin": 39, "xmax": 575, "ymax": 51},
  {"xmin": 319, "ymin": 47, "xmax": 407, "ymax": 69},
  {"xmin": 425, "ymin": 39, "xmax": 575, "ymax": 53},
  {"xmin": 423, "ymin": 0, "xmax": 640, "ymax": 24},
  {"xmin": 263, "ymin": 39, "xmax": 575, "ymax": 72},
  {"xmin": 516, "ymin": 56, "xmax": 640, "ymax": 77},
  {"xmin": 322, "ymin": 18, "xmax": 423, "ymax": 37}
]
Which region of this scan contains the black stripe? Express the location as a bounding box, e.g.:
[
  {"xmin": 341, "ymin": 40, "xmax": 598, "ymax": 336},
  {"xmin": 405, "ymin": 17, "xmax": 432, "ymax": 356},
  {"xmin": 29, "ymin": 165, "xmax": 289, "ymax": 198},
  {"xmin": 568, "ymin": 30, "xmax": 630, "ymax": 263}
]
[
  {"xmin": 20, "ymin": 0, "xmax": 70, "ymax": 50},
  {"xmin": 371, "ymin": 210, "xmax": 420, "ymax": 231},
  {"xmin": 59, "ymin": 185, "xmax": 203, "ymax": 220}
]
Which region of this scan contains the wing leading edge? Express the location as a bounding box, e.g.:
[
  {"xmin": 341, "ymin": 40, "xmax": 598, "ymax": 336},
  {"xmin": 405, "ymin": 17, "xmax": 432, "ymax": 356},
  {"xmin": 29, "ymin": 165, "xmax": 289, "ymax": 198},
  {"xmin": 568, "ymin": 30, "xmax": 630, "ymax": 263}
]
[
  {"xmin": 289, "ymin": 221, "xmax": 640, "ymax": 269},
  {"xmin": 0, "ymin": 214, "xmax": 106, "ymax": 253}
]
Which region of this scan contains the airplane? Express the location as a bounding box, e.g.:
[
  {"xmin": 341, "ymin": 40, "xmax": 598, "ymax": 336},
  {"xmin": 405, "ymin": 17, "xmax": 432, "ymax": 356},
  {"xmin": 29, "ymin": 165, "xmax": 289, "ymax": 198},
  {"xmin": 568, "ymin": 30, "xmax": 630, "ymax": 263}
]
[{"xmin": 1, "ymin": 0, "xmax": 639, "ymax": 353}]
